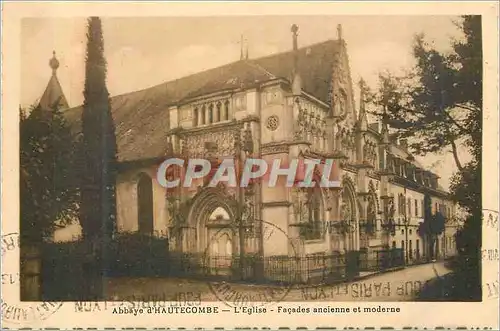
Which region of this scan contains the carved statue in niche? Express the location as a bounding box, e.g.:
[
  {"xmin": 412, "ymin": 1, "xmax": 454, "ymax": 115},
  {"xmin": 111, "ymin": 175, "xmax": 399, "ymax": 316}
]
[
  {"xmin": 297, "ymin": 106, "xmax": 305, "ymax": 122},
  {"xmin": 242, "ymin": 191, "xmax": 255, "ymax": 223},
  {"xmin": 341, "ymin": 188, "xmax": 353, "ymax": 222},
  {"xmin": 367, "ymin": 196, "xmax": 376, "ymax": 221},
  {"xmin": 362, "ymin": 141, "xmax": 369, "ymax": 162},
  {"xmin": 335, "ymin": 124, "xmax": 342, "ymax": 151},
  {"xmin": 340, "ymin": 200, "xmax": 351, "ymax": 222},
  {"xmin": 338, "ymin": 63, "xmax": 347, "ymax": 85},
  {"xmin": 180, "ymin": 138, "xmax": 186, "ymax": 156},
  {"xmin": 386, "ymin": 198, "xmax": 395, "ymax": 219},
  {"xmin": 341, "ymin": 128, "xmax": 349, "ymax": 152},
  {"xmin": 292, "ymin": 188, "xmax": 309, "ymax": 223},
  {"xmin": 339, "ymin": 92, "xmax": 347, "ymax": 118},
  {"xmin": 365, "ymin": 141, "xmax": 375, "ymax": 164},
  {"xmin": 308, "ymin": 110, "xmax": 314, "ymax": 123},
  {"xmin": 343, "ymin": 130, "xmax": 352, "ymax": 152}
]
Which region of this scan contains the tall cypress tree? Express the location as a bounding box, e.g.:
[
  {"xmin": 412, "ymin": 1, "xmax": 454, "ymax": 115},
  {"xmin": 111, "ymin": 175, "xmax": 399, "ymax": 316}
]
[{"xmin": 79, "ymin": 16, "xmax": 117, "ymax": 299}]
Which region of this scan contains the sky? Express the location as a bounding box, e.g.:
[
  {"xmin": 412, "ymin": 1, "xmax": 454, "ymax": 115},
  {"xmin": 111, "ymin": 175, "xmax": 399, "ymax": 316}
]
[{"xmin": 20, "ymin": 16, "xmax": 470, "ymax": 190}]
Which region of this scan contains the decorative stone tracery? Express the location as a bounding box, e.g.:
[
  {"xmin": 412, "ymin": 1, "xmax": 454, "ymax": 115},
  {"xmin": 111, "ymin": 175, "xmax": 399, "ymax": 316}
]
[
  {"xmin": 293, "ymin": 99, "xmax": 327, "ymax": 151},
  {"xmin": 182, "ymin": 129, "xmax": 239, "ymax": 158}
]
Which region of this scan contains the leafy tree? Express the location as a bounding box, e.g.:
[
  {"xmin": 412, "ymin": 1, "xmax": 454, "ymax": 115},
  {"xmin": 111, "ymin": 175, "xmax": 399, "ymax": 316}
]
[
  {"xmin": 369, "ymin": 16, "xmax": 482, "ymax": 299},
  {"xmin": 79, "ymin": 16, "xmax": 118, "ymax": 299},
  {"xmin": 368, "ymin": 16, "xmax": 481, "ymax": 172},
  {"xmin": 20, "ymin": 104, "xmax": 79, "ymax": 243},
  {"xmin": 417, "ymin": 194, "xmax": 445, "ymax": 260}
]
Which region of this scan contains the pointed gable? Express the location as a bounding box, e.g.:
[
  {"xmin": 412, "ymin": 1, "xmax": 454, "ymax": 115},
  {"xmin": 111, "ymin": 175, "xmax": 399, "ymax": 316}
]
[{"xmin": 39, "ymin": 51, "xmax": 69, "ymax": 111}]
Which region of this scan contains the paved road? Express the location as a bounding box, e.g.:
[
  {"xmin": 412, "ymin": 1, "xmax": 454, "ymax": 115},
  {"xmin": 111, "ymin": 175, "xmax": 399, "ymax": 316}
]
[
  {"xmin": 285, "ymin": 261, "xmax": 451, "ymax": 302},
  {"xmin": 106, "ymin": 261, "xmax": 452, "ymax": 303}
]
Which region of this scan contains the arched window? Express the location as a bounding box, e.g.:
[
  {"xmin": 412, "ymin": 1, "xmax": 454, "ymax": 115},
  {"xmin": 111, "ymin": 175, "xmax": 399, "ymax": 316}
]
[
  {"xmin": 211, "ymin": 241, "xmax": 219, "ymax": 255},
  {"xmin": 215, "ymin": 102, "xmax": 221, "ymax": 122},
  {"xmin": 398, "ymin": 194, "xmax": 405, "ymax": 216},
  {"xmin": 137, "ymin": 173, "xmax": 154, "ymax": 235},
  {"xmin": 224, "ymin": 100, "xmax": 230, "ymax": 121},
  {"xmin": 340, "ymin": 180, "xmax": 357, "ymax": 250},
  {"xmin": 208, "ymin": 104, "xmax": 214, "ymax": 124},
  {"xmin": 201, "ymin": 105, "xmax": 206, "ymax": 125},
  {"xmin": 225, "ymin": 239, "xmax": 232, "ymax": 256},
  {"xmin": 303, "ymin": 187, "xmax": 323, "ymax": 240},
  {"xmin": 295, "ymin": 186, "xmax": 323, "ymax": 241},
  {"xmin": 193, "ymin": 107, "xmax": 199, "ymax": 127}
]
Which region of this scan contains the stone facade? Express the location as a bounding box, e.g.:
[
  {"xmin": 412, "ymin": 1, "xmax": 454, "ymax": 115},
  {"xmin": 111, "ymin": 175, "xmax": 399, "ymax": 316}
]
[{"xmin": 50, "ymin": 25, "xmax": 459, "ymax": 266}]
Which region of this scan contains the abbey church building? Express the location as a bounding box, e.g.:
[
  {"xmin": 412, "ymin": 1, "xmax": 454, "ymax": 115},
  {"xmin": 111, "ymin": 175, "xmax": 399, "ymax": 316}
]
[{"xmin": 43, "ymin": 24, "xmax": 459, "ymax": 282}]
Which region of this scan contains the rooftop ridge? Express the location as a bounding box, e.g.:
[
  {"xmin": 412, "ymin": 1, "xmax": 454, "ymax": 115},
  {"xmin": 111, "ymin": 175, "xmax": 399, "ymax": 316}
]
[
  {"xmin": 65, "ymin": 38, "xmax": 340, "ymax": 112},
  {"xmin": 252, "ymin": 38, "xmax": 338, "ymax": 62}
]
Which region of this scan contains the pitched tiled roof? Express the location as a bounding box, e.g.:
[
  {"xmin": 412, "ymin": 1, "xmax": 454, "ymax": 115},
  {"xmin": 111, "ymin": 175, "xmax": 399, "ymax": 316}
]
[{"xmin": 64, "ymin": 39, "xmax": 340, "ymax": 162}]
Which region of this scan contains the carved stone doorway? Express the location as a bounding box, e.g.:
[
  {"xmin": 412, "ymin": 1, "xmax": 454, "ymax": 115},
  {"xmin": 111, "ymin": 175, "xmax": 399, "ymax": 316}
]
[{"xmin": 185, "ymin": 187, "xmax": 239, "ymax": 275}]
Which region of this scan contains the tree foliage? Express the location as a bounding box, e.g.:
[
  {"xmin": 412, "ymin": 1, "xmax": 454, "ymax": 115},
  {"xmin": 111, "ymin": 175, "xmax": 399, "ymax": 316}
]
[
  {"xmin": 369, "ymin": 15, "xmax": 482, "ymax": 299},
  {"xmin": 417, "ymin": 194, "xmax": 445, "ymax": 259},
  {"xmin": 20, "ymin": 104, "xmax": 79, "ymax": 242},
  {"xmin": 368, "ymin": 16, "xmax": 482, "ymax": 173},
  {"xmin": 79, "ymin": 16, "xmax": 118, "ymax": 241}
]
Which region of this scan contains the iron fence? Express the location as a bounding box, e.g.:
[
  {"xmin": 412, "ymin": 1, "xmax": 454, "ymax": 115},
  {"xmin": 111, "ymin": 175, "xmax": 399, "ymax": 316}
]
[
  {"xmin": 40, "ymin": 238, "xmax": 408, "ymax": 300},
  {"xmin": 359, "ymin": 248, "xmax": 404, "ymax": 272}
]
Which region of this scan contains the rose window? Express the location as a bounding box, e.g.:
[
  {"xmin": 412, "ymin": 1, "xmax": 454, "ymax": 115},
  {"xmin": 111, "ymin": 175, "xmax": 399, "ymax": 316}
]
[{"xmin": 266, "ymin": 115, "xmax": 279, "ymax": 131}]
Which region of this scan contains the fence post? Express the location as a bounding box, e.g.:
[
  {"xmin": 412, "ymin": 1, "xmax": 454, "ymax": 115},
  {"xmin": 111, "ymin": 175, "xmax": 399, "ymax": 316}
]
[
  {"xmin": 20, "ymin": 243, "xmax": 42, "ymax": 300},
  {"xmin": 346, "ymin": 250, "xmax": 360, "ymax": 279}
]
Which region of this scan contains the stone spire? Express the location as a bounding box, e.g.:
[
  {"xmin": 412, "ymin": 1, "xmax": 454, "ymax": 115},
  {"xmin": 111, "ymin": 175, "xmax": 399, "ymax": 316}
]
[
  {"xmin": 357, "ymin": 78, "xmax": 368, "ymax": 132},
  {"xmin": 39, "ymin": 51, "xmax": 69, "ymax": 111},
  {"xmin": 291, "ymin": 24, "xmax": 302, "ymax": 96}
]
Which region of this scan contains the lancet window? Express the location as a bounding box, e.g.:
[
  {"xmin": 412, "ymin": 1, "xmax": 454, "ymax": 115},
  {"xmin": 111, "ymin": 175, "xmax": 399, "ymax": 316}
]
[
  {"xmin": 293, "ymin": 187, "xmax": 324, "ymax": 241},
  {"xmin": 191, "ymin": 99, "xmax": 231, "ymax": 127}
]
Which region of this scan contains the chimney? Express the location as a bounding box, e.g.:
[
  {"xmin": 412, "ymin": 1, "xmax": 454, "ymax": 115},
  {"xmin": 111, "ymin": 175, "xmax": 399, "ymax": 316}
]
[
  {"xmin": 292, "ymin": 24, "xmax": 299, "ymax": 52},
  {"xmin": 337, "ymin": 24, "xmax": 343, "ymax": 41},
  {"xmin": 291, "ymin": 24, "xmax": 302, "ymax": 96},
  {"xmin": 240, "ymin": 35, "xmax": 244, "ymax": 61}
]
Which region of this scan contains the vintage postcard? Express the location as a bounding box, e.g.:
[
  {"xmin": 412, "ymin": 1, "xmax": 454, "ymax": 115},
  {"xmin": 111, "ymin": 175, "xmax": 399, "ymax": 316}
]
[{"xmin": 2, "ymin": 1, "xmax": 499, "ymax": 329}]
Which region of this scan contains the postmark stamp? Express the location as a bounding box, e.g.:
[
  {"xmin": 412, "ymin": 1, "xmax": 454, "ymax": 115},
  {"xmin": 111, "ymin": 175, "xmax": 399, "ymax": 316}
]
[{"xmin": 1, "ymin": 232, "xmax": 63, "ymax": 325}]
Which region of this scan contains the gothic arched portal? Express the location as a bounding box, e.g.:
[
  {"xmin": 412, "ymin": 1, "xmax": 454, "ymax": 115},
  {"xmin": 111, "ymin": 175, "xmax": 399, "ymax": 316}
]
[
  {"xmin": 185, "ymin": 187, "xmax": 238, "ymax": 254},
  {"xmin": 184, "ymin": 188, "xmax": 238, "ymax": 276}
]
